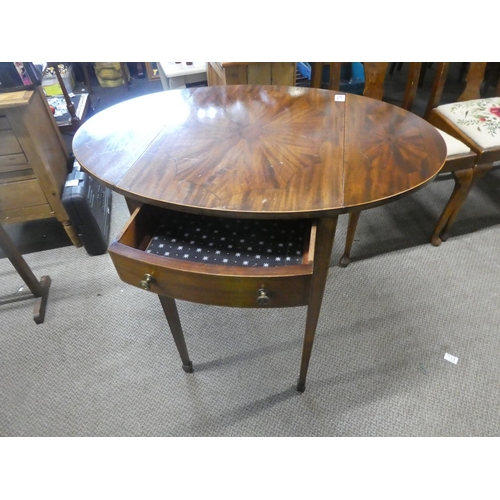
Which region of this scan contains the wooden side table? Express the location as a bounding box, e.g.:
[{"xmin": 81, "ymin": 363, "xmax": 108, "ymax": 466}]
[
  {"xmin": 0, "ymin": 88, "xmax": 81, "ymax": 247},
  {"xmin": 73, "ymin": 86, "xmax": 447, "ymax": 392}
]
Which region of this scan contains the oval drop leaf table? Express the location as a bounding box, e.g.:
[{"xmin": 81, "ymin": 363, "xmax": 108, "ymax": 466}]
[{"xmin": 73, "ymin": 85, "xmax": 447, "ymax": 392}]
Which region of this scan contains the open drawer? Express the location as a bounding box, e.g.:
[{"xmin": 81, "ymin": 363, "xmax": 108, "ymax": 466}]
[{"xmin": 108, "ymin": 203, "xmax": 317, "ymax": 308}]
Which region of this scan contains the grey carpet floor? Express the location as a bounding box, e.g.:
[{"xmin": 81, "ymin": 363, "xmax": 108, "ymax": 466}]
[{"xmin": 1, "ymin": 165, "xmax": 500, "ymax": 436}]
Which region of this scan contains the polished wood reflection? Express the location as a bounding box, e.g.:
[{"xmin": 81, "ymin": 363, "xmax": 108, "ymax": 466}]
[
  {"xmin": 73, "ymin": 85, "xmax": 447, "ymax": 392},
  {"xmin": 73, "ymin": 85, "xmax": 447, "ymax": 218}
]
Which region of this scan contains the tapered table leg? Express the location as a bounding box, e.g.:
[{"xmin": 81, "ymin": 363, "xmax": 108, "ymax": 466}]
[
  {"xmin": 339, "ymin": 210, "xmax": 361, "ymax": 267},
  {"xmin": 158, "ymin": 295, "xmax": 194, "ymax": 373},
  {"xmin": 297, "ymin": 216, "xmax": 338, "ymax": 392}
]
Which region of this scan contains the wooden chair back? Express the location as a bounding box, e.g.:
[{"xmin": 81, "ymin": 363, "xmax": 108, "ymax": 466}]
[
  {"xmin": 310, "ymin": 62, "xmax": 422, "ymax": 111},
  {"xmin": 423, "ymin": 62, "xmax": 500, "ymax": 119}
]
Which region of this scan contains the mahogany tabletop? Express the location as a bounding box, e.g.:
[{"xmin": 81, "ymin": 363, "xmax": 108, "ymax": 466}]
[{"xmin": 72, "ymin": 85, "xmax": 447, "ymax": 219}]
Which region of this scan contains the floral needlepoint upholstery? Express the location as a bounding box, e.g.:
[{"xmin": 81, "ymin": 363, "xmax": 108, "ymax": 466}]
[
  {"xmin": 435, "ymin": 128, "xmax": 472, "ymax": 157},
  {"xmin": 436, "ymin": 97, "xmax": 500, "ymax": 149}
]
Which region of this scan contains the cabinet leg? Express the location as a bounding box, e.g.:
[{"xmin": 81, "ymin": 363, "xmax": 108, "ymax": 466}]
[
  {"xmin": 0, "ymin": 223, "xmax": 51, "ymax": 324},
  {"xmin": 61, "ymin": 220, "xmax": 82, "ymax": 248},
  {"xmin": 297, "ymin": 216, "xmax": 338, "ymax": 392},
  {"xmin": 33, "ymin": 275, "xmax": 51, "ymax": 324},
  {"xmin": 158, "ymin": 295, "xmax": 194, "ymax": 373}
]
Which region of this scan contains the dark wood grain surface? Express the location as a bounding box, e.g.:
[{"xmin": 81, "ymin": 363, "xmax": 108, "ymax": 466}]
[
  {"xmin": 72, "ymin": 85, "xmax": 447, "ymax": 218},
  {"xmin": 73, "ymin": 84, "xmax": 447, "ymax": 391}
]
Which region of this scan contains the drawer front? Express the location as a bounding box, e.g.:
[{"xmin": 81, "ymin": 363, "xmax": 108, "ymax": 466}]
[
  {"xmin": 0, "ymin": 168, "xmax": 35, "ymax": 183},
  {"xmin": 0, "ymin": 116, "xmax": 10, "ymax": 131},
  {"xmin": 0, "ymin": 178, "xmax": 48, "ymax": 212},
  {"xmin": 0, "ymin": 129, "xmax": 28, "ymax": 165},
  {"xmin": 109, "ymin": 245, "xmax": 312, "ymax": 308},
  {"xmin": 0, "ymin": 153, "xmax": 28, "ymax": 168},
  {"xmin": 0, "ymin": 129, "xmax": 24, "ymax": 155},
  {"xmin": 109, "ymin": 203, "xmax": 315, "ymax": 308}
]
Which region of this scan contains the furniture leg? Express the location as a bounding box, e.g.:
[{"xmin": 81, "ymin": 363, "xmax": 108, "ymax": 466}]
[
  {"xmin": 297, "ymin": 216, "xmax": 338, "ymax": 392},
  {"xmin": 61, "ymin": 220, "xmax": 83, "ymax": 247},
  {"xmin": 0, "ymin": 223, "xmax": 51, "ymax": 324},
  {"xmin": 418, "ymin": 63, "xmax": 433, "ymax": 88},
  {"xmin": 440, "ymin": 163, "xmax": 494, "ymax": 242},
  {"xmin": 431, "ymin": 167, "xmax": 474, "ymax": 246},
  {"xmin": 82, "ymin": 62, "xmax": 92, "ymax": 94},
  {"xmin": 339, "ymin": 210, "xmax": 361, "ymax": 268},
  {"xmin": 32, "ymin": 275, "xmax": 51, "ymax": 324},
  {"xmin": 158, "ymin": 295, "xmax": 194, "ymax": 373},
  {"xmin": 49, "ymin": 63, "xmax": 80, "ymax": 131},
  {"xmin": 120, "ymin": 63, "xmax": 130, "ymax": 91},
  {"xmin": 125, "ymin": 197, "xmax": 142, "ymax": 215},
  {"xmin": 136, "ymin": 63, "xmax": 145, "ymax": 79},
  {"xmin": 310, "ymin": 63, "xmax": 323, "ymax": 89}
]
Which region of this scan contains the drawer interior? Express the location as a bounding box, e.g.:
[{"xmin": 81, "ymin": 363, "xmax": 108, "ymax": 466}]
[
  {"xmin": 109, "ymin": 204, "xmax": 317, "ymax": 308},
  {"xmin": 116, "ymin": 204, "xmax": 315, "ymax": 271},
  {"xmin": 146, "ymin": 208, "xmax": 313, "ymax": 268}
]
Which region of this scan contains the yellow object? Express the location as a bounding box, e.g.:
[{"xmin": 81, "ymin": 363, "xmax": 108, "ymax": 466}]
[
  {"xmin": 42, "ymin": 65, "xmax": 75, "ymax": 96},
  {"xmin": 94, "ymin": 63, "xmax": 129, "ymax": 88}
]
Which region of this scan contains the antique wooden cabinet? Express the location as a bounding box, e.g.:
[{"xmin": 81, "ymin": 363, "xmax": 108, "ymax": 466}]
[
  {"xmin": 207, "ymin": 62, "xmax": 296, "ymax": 86},
  {"xmin": 0, "ymin": 87, "xmax": 80, "ymax": 246}
]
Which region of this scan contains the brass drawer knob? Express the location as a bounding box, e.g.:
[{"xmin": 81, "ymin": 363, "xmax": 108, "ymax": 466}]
[
  {"xmin": 257, "ymin": 288, "xmax": 270, "ymax": 306},
  {"xmin": 140, "ymin": 274, "xmax": 155, "ymax": 290}
]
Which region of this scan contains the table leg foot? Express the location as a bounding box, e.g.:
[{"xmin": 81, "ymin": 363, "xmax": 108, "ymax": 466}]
[
  {"xmin": 338, "ymin": 211, "xmax": 360, "ymax": 268},
  {"xmin": 431, "ymin": 235, "xmax": 442, "ymax": 246},
  {"xmin": 338, "ymin": 254, "xmax": 351, "ymax": 268},
  {"xmin": 182, "ymin": 361, "xmax": 194, "ymax": 373},
  {"xmin": 158, "ymin": 295, "xmax": 194, "ymax": 372},
  {"xmin": 296, "ymin": 379, "xmax": 306, "ymax": 393},
  {"xmin": 62, "ymin": 220, "xmax": 83, "ymax": 248},
  {"xmin": 33, "ymin": 275, "xmax": 51, "ymax": 324}
]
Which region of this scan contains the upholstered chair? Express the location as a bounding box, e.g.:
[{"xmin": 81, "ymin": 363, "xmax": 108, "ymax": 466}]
[{"xmin": 427, "ymin": 62, "xmax": 500, "ymax": 245}]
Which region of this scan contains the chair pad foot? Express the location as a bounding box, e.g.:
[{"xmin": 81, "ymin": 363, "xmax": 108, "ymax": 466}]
[{"xmin": 182, "ymin": 362, "xmax": 194, "ymax": 373}]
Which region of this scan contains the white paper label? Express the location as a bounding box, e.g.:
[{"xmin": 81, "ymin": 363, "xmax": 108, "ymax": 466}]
[
  {"xmin": 444, "ymin": 353, "xmax": 458, "ymax": 364},
  {"xmin": 335, "ymin": 94, "xmax": 346, "ymax": 102},
  {"xmin": 65, "ymin": 179, "xmax": 80, "ymax": 188}
]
